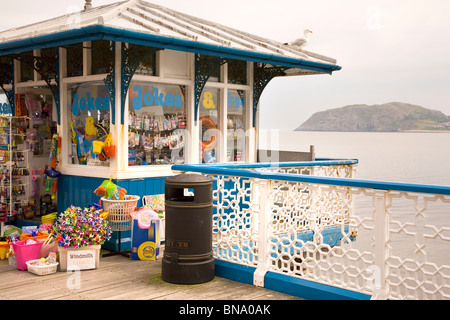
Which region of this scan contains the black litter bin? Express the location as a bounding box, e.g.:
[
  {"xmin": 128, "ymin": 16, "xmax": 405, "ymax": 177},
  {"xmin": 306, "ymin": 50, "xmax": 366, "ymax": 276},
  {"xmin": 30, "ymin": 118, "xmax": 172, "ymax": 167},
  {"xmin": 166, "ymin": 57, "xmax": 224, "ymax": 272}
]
[{"xmin": 162, "ymin": 173, "xmax": 214, "ymax": 284}]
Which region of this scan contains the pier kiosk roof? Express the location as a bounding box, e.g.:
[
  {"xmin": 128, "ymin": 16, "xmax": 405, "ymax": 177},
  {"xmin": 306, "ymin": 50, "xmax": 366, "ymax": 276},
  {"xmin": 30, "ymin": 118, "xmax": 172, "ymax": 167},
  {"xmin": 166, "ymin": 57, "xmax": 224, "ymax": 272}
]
[
  {"xmin": 0, "ymin": 0, "xmax": 341, "ymax": 75},
  {"xmin": 0, "ymin": 0, "xmax": 343, "ymax": 200}
]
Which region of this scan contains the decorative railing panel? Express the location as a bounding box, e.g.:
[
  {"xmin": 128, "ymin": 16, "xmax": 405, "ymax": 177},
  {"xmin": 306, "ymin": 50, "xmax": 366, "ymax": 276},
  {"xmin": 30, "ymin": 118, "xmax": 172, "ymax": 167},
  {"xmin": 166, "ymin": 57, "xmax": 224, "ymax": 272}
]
[{"xmin": 172, "ymin": 160, "xmax": 450, "ymax": 300}]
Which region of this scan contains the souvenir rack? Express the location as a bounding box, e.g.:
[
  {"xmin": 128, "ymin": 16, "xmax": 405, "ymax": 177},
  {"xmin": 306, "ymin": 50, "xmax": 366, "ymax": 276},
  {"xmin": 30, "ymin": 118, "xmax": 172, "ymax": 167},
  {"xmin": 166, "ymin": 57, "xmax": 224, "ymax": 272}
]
[{"xmin": 0, "ymin": 116, "xmax": 31, "ymax": 235}]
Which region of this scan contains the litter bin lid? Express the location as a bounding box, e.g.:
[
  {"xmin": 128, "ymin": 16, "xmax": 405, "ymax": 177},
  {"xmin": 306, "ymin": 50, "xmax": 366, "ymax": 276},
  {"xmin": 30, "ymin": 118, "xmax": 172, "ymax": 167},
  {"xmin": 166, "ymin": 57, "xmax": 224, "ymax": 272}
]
[{"xmin": 165, "ymin": 173, "xmax": 211, "ymax": 185}]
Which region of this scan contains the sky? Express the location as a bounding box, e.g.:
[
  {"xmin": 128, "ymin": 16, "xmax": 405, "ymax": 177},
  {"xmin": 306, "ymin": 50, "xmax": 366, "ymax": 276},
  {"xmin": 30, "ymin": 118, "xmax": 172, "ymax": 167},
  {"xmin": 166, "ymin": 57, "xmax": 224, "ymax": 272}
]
[{"xmin": 1, "ymin": 0, "xmax": 449, "ymax": 129}]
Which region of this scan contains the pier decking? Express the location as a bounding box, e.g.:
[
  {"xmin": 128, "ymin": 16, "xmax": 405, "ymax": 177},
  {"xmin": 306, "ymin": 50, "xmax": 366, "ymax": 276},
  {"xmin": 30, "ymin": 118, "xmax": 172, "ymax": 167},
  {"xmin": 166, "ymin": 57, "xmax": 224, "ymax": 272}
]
[{"xmin": 0, "ymin": 249, "xmax": 301, "ymax": 300}]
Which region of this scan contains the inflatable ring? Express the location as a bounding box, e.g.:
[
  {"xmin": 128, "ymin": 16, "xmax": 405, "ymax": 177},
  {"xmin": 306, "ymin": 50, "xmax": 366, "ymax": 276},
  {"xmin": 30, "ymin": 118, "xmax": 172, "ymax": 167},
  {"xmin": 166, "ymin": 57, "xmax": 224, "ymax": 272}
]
[
  {"xmin": 200, "ymin": 115, "xmax": 217, "ymax": 151},
  {"xmin": 137, "ymin": 241, "xmax": 157, "ymax": 260}
]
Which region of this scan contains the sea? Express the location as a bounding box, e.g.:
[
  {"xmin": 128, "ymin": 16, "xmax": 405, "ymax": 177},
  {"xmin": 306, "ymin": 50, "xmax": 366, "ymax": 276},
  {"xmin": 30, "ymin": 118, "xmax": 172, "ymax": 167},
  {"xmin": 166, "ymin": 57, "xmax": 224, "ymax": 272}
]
[
  {"xmin": 259, "ymin": 130, "xmax": 450, "ymax": 186},
  {"xmin": 259, "ymin": 130, "xmax": 450, "ymax": 266}
]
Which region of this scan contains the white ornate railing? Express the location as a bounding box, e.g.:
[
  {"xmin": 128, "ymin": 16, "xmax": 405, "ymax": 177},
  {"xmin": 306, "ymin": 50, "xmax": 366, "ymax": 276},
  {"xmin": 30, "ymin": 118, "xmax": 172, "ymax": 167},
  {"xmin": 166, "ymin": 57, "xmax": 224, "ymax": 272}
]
[{"xmin": 172, "ymin": 160, "xmax": 450, "ymax": 300}]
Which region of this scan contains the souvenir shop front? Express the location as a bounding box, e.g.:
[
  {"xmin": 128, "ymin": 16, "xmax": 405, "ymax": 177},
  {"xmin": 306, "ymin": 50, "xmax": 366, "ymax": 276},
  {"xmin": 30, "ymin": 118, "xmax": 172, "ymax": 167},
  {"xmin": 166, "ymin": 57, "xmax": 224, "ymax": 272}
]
[{"xmin": 0, "ymin": 0, "xmax": 341, "ymax": 239}]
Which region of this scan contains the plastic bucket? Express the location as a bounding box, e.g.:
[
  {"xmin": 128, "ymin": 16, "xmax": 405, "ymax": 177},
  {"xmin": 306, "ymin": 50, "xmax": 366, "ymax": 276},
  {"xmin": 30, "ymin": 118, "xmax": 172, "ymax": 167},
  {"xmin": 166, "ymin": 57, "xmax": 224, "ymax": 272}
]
[
  {"xmin": 92, "ymin": 141, "xmax": 105, "ymax": 154},
  {"xmin": 12, "ymin": 240, "xmax": 43, "ymax": 270},
  {"xmin": 0, "ymin": 241, "xmax": 9, "ymax": 260},
  {"xmin": 103, "ymin": 145, "xmax": 116, "ymax": 157}
]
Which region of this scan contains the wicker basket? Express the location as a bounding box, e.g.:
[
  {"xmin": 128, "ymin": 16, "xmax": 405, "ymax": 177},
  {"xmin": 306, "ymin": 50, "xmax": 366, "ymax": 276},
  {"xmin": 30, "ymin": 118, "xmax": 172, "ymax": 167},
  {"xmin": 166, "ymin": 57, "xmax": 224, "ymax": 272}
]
[{"xmin": 101, "ymin": 196, "xmax": 140, "ymax": 231}]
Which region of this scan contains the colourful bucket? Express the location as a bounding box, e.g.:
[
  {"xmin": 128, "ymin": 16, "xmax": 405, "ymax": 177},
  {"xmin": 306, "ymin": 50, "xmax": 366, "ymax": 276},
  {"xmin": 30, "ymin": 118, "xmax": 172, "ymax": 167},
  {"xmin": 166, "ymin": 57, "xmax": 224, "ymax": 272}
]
[
  {"xmin": 92, "ymin": 140, "xmax": 105, "ymax": 154},
  {"xmin": 0, "ymin": 241, "xmax": 9, "ymax": 260},
  {"xmin": 12, "ymin": 240, "xmax": 43, "ymax": 270},
  {"xmin": 103, "ymin": 145, "xmax": 116, "ymax": 157}
]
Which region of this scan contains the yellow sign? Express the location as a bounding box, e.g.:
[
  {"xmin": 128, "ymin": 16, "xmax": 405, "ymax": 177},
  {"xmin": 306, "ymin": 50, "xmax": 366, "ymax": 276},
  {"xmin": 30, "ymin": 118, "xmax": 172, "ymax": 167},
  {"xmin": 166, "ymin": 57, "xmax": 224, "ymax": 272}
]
[{"xmin": 202, "ymin": 91, "xmax": 216, "ymax": 109}]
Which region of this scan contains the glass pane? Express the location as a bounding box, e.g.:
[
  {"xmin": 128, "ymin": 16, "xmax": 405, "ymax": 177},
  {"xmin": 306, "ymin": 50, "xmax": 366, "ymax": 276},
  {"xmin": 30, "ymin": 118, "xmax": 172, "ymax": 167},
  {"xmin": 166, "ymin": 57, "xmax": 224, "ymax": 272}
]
[
  {"xmin": 198, "ymin": 54, "xmax": 220, "ymax": 82},
  {"xmin": 199, "ymin": 88, "xmax": 219, "ymax": 163},
  {"xmin": 66, "ymin": 43, "xmax": 83, "ymax": 77},
  {"xmin": 227, "ymin": 89, "xmax": 246, "ymax": 162},
  {"xmin": 128, "ymin": 44, "xmax": 156, "ymax": 76},
  {"xmin": 67, "ymin": 82, "xmax": 111, "ymax": 166},
  {"xmin": 128, "ymin": 82, "xmax": 186, "ymax": 166},
  {"xmin": 91, "ymin": 40, "xmax": 112, "ymax": 75},
  {"xmin": 40, "ymin": 47, "xmax": 57, "ymax": 79},
  {"xmin": 24, "ymin": 91, "xmax": 55, "ymax": 156},
  {"xmin": 209, "ymin": 66, "xmax": 220, "ymax": 82},
  {"xmin": 227, "ymin": 60, "xmax": 247, "ymax": 85},
  {"xmin": 20, "ymin": 51, "xmax": 34, "ymax": 82}
]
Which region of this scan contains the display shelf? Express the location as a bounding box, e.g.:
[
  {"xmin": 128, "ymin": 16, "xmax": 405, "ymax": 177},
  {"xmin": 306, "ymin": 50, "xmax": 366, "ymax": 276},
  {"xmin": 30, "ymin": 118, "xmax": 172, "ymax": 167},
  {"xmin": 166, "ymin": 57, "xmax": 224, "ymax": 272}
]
[
  {"xmin": 128, "ymin": 112, "xmax": 185, "ymax": 166},
  {"xmin": 0, "ymin": 116, "xmax": 32, "ymax": 235}
]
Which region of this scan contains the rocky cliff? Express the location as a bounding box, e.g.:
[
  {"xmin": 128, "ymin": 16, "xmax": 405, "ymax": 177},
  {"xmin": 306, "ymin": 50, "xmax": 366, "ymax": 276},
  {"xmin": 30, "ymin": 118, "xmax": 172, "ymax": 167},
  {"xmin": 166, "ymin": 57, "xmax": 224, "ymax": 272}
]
[{"xmin": 295, "ymin": 102, "xmax": 450, "ymax": 132}]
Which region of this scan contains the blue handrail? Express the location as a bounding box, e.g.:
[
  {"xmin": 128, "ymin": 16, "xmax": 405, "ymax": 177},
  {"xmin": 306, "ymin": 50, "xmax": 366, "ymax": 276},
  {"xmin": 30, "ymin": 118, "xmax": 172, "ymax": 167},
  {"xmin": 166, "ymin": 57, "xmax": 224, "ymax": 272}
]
[
  {"xmin": 172, "ymin": 160, "xmax": 450, "ymax": 196},
  {"xmin": 175, "ymin": 158, "xmax": 358, "ymax": 169}
]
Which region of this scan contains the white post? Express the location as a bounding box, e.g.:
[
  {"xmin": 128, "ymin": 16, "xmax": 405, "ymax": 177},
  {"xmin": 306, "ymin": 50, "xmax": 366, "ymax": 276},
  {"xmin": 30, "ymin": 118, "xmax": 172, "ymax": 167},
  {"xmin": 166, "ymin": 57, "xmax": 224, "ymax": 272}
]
[
  {"xmin": 253, "ymin": 178, "xmax": 271, "ymax": 287},
  {"xmin": 110, "ymin": 41, "xmax": 123, "ymax": 174},
  {"xmin": 371, "ymin": 190, "xmax": 389, "ymax": 300}
]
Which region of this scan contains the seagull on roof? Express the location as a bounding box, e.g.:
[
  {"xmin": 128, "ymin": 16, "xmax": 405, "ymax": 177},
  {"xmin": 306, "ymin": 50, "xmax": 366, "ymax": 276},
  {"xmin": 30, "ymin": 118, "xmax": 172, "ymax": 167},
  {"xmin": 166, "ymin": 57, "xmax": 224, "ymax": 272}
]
[{"xmin": 284, "ymin": 29, "xmax": 312, "ymax": 50}]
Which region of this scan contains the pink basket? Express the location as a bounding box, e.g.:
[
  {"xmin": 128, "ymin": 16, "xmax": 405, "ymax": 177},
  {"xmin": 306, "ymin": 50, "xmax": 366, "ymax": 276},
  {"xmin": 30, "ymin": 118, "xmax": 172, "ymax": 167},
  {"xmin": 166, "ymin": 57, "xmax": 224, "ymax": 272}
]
[{"xmin": 12, "ymin": 240, "xmax": 43, "ymax": 271}]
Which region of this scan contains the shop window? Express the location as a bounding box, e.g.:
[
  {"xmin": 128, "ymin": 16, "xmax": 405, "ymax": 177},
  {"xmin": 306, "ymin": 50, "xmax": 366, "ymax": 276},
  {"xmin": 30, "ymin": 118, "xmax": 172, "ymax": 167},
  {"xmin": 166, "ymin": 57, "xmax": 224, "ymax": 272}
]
[
  {"xmin": 91, "ymin": 40, "xmax": 113, "ymax": 75},
  {"xmin": 227, "ymin": 89, "xmax": 246, "ymax": 162},
  {"xmin": 199, "ymin": 88, "xmax": 219, "ymax": 163},
  {"xmin": 128, "ymin": 44, "xmax": 156, "ymax": 76},
  {"xmin": 67, "ymin": 82, "xmax": 111, "ymax": 166},
  {"xmin": 128, "ymin": 82, "xmax": 186, "ymax": 166},
  {"xmin": 227, "ymin": 60, "xmax": 247, "ymax": 85},
  {"xmin": 66, "ymin": 43, "xmax": 83, "ymax": 77},
  {"xmin": 20, "ymin": 51, "xmax": 34, "ymax": 82},
  {"xmin": 23, "ymin": 91, "xmax": 55, "ymax": 156}
]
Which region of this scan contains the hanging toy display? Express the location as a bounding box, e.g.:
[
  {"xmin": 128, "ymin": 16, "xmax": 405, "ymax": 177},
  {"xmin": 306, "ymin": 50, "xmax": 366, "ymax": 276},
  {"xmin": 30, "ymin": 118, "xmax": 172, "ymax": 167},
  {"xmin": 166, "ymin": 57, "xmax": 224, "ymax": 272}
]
[
  {"xmin": 42, "ymin": 133, "xmax": 61, "ymax": 200},
  {"xmin": 94, "ymin": 178, "xmax": 127, "ymax": 200},
  {"xmin": 44, "ymin": 167, "xmax": 61, "ymax": 200},
  {"xmin": 91, "ymin": 125, "xmax": 115, "ymax": 161}
]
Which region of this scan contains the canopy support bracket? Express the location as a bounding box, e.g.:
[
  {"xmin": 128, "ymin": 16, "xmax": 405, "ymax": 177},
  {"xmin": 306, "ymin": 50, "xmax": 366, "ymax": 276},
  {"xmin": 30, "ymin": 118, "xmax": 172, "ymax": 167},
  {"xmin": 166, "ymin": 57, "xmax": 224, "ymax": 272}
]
[{"xmin": 253, "ymin": 63, "xmax": 288, "ymax": 127}]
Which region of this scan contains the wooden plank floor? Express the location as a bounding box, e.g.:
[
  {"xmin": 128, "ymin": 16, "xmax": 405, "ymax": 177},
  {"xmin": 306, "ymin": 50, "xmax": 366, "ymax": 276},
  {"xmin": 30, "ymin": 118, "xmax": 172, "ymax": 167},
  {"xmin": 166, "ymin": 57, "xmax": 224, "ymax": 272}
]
[{"xmin": 0, "ymin": 249, "xmax": 302, "ymax": 301}]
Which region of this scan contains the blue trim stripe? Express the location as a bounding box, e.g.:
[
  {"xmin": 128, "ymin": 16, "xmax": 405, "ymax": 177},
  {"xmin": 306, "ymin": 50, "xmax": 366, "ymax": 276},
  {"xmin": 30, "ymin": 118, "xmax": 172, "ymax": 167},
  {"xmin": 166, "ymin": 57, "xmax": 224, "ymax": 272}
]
[
  {"xmin": 214, "ymin": 259, "xmax": 371, "ymax": 300},
  {"xmin": 264, "ymin": 272, "xmax": 371, "ymax": 300},
  {"xmin": 214, "ymin": 259, "xmax": 255, "ymax": 286},
  {"xmin": 0, "ymin": 25, "xmax": 341, "ymax": 74}
]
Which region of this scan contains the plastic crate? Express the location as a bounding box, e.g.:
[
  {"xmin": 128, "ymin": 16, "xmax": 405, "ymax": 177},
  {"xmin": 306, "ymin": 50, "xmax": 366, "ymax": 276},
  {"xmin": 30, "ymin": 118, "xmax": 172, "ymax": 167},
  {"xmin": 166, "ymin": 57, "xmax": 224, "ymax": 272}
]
[{"xmin": 26, "ymin": 259, "xmax": 58, "ymax": 276}]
